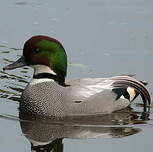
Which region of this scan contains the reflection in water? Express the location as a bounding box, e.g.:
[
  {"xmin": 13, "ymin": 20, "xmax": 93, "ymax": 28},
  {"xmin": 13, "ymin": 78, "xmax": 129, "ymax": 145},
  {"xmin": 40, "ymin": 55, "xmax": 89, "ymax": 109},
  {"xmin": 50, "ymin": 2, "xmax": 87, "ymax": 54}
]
[
  {"xmin": 19, "ymin": 107, "xmax": 149, "ymax": 152},
  {"xmin": 31, "ymin": 138, "xmax": 63, "ymax": 152}
]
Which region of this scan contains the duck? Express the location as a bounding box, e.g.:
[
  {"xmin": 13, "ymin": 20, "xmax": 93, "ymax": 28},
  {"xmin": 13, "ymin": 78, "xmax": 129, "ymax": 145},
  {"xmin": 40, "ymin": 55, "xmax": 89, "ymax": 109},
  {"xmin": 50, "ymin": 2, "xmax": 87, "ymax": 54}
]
[{"xmin": 3, "ymin": 35, "xmax": 151, "ymax": 117}]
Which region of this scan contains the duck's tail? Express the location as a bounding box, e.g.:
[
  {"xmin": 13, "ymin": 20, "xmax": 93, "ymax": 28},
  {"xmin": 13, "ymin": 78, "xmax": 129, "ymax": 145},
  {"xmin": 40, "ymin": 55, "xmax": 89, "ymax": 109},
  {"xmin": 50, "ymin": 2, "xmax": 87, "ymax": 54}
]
[{"xmin": 111, "ymin": 76, "xmax": 151, "ymax": 108}]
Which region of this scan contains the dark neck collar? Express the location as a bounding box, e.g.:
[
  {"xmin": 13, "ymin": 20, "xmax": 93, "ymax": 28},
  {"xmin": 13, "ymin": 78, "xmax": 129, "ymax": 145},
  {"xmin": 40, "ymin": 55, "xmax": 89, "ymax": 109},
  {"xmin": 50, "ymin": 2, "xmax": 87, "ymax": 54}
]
[
  {"xmin": 33, "ymin": 73, "xmax": 68, "ymax": 87},
  {"xmin": 33, "ymin": 73, "xmax": 56, "ymax": 80}
]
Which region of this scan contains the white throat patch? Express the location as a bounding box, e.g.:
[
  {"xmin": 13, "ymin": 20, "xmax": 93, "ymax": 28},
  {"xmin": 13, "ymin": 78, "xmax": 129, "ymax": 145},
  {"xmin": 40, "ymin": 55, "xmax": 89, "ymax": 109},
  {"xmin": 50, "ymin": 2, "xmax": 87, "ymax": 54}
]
[
  {"xmin": 31, "ymin": 65, "xmax": 56, "ymax": 76},
  {"xmin": 30, "ymin": 65, "xmax": 56, "ymax": 85},
  {"xmin": 30, "ymin": 78, "xmax": 54, "ymax": 85}
]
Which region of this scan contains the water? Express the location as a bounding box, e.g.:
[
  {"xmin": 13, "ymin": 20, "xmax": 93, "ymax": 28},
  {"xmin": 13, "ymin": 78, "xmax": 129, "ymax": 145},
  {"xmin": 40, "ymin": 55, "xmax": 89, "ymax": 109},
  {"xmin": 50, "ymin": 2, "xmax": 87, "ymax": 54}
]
[{"xmin": 0, "ymin": 0, "xmax": 153, "ymax": 151}]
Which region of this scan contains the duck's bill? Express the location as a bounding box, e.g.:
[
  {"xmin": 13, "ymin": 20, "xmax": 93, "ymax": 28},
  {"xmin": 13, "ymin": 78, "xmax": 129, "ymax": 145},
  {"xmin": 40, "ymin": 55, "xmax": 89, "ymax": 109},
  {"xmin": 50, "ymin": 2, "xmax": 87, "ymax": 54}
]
[{"xmin": 3, "ymin": 56, "xmax": 27, "ymax": 70}]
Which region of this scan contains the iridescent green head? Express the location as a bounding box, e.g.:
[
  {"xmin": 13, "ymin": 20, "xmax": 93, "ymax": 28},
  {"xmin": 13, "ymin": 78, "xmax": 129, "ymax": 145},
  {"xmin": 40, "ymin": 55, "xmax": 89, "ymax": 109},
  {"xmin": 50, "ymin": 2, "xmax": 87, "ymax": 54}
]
[{"xmin": 3, "ymin": 35, "xmax": 68, "ymax": 85}]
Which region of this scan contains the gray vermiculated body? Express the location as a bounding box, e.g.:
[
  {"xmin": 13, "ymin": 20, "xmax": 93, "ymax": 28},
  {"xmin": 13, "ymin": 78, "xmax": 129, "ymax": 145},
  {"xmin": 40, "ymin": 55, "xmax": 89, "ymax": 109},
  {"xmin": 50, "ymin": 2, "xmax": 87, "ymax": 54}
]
[{"xmin": 20, "ymin": 78, "xmax": 130, "ymax": 117}]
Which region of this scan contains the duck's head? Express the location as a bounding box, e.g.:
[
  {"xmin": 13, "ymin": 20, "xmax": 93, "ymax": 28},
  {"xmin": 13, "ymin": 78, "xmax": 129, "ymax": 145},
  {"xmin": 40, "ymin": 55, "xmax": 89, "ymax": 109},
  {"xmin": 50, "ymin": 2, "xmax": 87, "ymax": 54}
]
[{"xmin": 3, "ymin": 35, "xmax": 67, "ymax": 85}]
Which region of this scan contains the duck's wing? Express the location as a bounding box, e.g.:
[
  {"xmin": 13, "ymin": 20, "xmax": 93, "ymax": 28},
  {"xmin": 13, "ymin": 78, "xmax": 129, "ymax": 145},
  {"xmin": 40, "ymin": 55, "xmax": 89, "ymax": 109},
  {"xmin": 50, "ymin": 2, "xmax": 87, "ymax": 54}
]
[
  {"xmin": 66, "ymin": 76, "xmax": 150, "ymax": 108},
  {"xmin": 66, "ymin": 77, "xmax": 114, "ymax": 101}
]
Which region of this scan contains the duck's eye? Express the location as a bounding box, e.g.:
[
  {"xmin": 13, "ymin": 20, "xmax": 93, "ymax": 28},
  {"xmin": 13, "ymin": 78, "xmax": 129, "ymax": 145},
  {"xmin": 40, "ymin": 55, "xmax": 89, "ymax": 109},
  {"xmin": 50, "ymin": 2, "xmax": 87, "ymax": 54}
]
[{"xmin": 34, "ymin": 48, "xmax": 40, "ymax": 53}]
